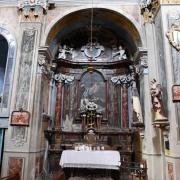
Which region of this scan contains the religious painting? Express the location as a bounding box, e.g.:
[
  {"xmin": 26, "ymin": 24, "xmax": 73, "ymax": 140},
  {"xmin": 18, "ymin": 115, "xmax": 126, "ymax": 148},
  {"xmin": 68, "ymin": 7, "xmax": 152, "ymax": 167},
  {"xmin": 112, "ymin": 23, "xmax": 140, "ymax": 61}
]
[
  {"xmin": 79, "ymin": 71, "xmax": 106, "ymax": 115},
  {"xmin": 172, "ymin": 85, "xmax": 180, "ymax": 102},
  {"xmin": 168, "ymin": 162, "xmax": 174, "ymax": 180},
  {"xmin": 11, "ymin": 111, "xmax": 30, "ymax": 126},
  {"xmin": 8, "ymin": 157, "xmax": 23, "ymax": 178}
]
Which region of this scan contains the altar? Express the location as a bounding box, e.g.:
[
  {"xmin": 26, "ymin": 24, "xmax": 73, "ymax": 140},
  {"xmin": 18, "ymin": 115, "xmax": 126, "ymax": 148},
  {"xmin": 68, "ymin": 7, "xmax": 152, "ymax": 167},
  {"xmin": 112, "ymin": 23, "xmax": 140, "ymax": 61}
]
[{"xmin": 60, "ymin": 150, "xmax": 121, "ymax": 170}]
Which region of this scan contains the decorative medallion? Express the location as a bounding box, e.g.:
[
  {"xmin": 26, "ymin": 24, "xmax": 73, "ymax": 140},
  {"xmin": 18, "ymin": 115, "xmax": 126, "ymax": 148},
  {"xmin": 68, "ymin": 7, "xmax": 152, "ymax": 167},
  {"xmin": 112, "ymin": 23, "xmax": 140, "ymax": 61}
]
[
  {"xmin": 166, "ymin": 24, "xmax": 180, "ymax": 51},
  {"xmin": 81, "ymin": 39, "xmax": 104, "ymax": 61}
]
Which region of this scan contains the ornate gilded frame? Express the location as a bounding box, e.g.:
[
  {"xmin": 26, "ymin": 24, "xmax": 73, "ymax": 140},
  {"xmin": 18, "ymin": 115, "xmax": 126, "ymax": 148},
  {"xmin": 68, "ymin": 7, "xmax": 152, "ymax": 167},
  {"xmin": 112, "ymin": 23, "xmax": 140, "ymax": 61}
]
[{"xmin": 166, "ymin": 24, "xmax": 180, "ymax": 51}]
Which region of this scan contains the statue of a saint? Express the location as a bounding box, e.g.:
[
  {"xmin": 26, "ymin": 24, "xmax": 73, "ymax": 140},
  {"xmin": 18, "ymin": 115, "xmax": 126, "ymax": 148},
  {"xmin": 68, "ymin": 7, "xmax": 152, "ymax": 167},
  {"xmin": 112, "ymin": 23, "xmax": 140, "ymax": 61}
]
[
  {"xmin": 150, "ymin": 79, "xmax": 167, "ymax": 120},
  {"xmin": 112, "ymin": 46, "xmax": 127, "ymax": 60}
]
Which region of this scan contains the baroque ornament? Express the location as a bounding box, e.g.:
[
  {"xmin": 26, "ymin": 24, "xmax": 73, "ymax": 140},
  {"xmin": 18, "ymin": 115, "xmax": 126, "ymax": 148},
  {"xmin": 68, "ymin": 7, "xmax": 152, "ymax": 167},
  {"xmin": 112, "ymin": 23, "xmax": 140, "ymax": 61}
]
[
  {"xmin": 18, "ymin": 0, "xmax": 49, "ymax": 17},
  {"xmin": 81, "ymin": 40, "xmax": 104, "ymax": 61},
  {"xmin": 140, "ymin": 0, "xmax": 160, "ymax": 22}
]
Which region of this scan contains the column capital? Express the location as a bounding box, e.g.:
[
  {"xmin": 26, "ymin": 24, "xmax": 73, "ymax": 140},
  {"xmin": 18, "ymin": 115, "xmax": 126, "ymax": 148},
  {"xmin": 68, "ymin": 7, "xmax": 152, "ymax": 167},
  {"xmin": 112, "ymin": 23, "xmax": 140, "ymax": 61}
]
[
  {"xmin": 111, "ymin": 74, "xmax": 133, "ymax": 87},
  {"xmin": 18, "ymin": 0, "xmax": 49, "ymax": 18},
  {"xmin": 54, "ymin": 73, "xmax": 75, "ymax": 84}
]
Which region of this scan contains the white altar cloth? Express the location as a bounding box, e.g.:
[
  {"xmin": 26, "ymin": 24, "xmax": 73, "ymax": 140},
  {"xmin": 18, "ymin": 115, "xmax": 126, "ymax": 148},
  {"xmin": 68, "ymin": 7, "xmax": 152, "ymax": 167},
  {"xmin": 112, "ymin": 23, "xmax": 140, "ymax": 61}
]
[{"xmin": 60, "ymin": 150, "xmax": 121, "ymax": 170}]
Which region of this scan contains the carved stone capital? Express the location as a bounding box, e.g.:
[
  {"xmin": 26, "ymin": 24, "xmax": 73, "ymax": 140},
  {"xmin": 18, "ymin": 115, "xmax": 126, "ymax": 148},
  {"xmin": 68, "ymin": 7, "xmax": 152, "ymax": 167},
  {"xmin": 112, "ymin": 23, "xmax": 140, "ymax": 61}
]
[
  {"xmin": 18, "ymin": 0, "xmax": 49, "ymax": 17},
  {"xmin": 111, "ymin": 74, "xmax": 133, "ymax": 86},
  {"xmin": 54, "ymin": 73, "xmax": 75, "ymax": 84}
]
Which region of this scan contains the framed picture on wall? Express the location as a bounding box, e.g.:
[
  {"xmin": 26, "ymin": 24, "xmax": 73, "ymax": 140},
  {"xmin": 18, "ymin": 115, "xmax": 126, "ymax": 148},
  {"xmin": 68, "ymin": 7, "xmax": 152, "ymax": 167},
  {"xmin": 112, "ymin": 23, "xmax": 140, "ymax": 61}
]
[
  {"xmin": 172, "ymin": 85, "xmax": 180, "ymax": 102},
  {"xmin": 10, "ymin": 110, "xmax": 30, "ymax": 126}
]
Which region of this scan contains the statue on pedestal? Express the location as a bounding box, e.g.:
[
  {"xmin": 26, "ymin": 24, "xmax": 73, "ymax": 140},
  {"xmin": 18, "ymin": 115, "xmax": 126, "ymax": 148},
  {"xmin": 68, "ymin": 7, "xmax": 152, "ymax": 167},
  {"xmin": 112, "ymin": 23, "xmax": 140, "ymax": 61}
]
[{"xmin": 150, "ymin": 79, "xmax": 167, "ymax": 121}]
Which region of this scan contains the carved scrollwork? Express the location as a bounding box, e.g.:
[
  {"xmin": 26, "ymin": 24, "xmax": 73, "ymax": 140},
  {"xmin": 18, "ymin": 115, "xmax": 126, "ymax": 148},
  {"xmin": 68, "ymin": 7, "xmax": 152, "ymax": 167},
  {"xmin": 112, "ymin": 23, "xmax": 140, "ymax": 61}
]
[
  {"xmin": 54, "ymin": 73, "xmax": 75, "ymax": 84},
  {"xmin": 166, "ymin": 24, "xmax": 180, "ymax": 51}
]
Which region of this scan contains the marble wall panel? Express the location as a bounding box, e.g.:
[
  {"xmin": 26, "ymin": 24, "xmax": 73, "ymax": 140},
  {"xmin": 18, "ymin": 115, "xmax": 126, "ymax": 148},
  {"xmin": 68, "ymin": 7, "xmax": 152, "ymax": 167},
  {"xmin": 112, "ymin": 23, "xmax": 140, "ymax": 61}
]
[{"xmin": 15, "ymin": 29, "xmax": 36, "ymax": 110}]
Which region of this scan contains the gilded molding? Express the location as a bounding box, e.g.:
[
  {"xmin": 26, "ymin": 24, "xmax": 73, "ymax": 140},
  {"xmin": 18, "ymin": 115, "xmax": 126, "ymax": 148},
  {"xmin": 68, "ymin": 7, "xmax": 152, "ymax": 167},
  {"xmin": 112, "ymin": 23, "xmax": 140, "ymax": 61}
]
[{"xmin": 160, "ymin": 0, "xmax": 180, "ymax": 3}]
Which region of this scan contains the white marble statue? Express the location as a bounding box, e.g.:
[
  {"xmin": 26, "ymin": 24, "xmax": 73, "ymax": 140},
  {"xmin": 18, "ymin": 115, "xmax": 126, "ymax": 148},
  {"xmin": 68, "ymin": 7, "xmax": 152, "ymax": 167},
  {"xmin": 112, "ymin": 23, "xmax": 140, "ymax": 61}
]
[
  {"xmin": 63, "ymin": 114, "xmax": 73, "ymax": 131},
  {"xmin": 112, "ymin": 45, "xmax": 127, "ymax": 60},
  {"xmin": 58, "ymin": 45, "xmax": 73, "ymax": 59}
]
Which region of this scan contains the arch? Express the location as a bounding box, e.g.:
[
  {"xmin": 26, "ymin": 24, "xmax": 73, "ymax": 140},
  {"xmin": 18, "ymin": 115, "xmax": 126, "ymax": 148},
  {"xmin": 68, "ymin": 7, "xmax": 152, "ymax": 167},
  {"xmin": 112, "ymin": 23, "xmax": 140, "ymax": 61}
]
[
  {"xmin": 0, "ymin": 26, "xmax": 17, "ymax": 117},
  {"xmin": 43, "ymin": 6, "xmax": 144, "ymax": 48}
]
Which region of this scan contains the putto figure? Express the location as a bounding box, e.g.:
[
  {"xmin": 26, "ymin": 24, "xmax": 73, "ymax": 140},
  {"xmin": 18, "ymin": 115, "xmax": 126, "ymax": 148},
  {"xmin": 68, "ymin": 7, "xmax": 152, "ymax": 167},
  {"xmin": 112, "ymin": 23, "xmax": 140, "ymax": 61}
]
[
  {"xmin": 112, "ymin": 45, "xmax": 127, "ymax": 60},
  {"xmin": 58, "ymin": 45, "xmax": 73, "ymax": 59}
]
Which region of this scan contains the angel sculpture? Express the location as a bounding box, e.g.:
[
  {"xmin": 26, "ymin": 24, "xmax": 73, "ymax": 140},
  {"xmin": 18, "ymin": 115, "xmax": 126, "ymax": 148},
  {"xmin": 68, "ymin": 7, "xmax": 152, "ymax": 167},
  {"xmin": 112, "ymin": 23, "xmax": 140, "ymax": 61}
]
[
  {"xmin": 112, "ymin": 46, "xmax": 127, "ymax": 60},
  {"xmin": 58, "ymin": 45, "xmax": 73, "ymax": 59}
]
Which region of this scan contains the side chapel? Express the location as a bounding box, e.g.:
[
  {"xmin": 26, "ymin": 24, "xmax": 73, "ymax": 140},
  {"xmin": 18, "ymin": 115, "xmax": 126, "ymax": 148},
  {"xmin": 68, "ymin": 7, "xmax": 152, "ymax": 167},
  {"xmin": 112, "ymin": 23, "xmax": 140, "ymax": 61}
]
[{"xmin": 0, "ymin": 0, "xmax": 180, "ymax": 180}]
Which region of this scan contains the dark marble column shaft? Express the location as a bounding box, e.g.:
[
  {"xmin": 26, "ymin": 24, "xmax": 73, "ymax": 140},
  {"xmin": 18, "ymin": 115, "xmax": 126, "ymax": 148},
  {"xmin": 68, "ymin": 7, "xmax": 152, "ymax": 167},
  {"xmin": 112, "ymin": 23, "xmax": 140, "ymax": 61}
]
[
  {"xmin": 55, "ymin": 82, "xmax": 63, "ymax": 128},
  {"xmin": 122, "ymin": 84, "xmax": 129, "ymax": 128}
]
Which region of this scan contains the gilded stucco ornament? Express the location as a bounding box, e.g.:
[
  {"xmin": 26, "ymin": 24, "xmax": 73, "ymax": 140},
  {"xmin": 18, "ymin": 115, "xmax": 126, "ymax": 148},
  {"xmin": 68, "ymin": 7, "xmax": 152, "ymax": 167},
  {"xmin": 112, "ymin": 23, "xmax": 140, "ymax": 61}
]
[
  {"xmin": 166, "ymin": 24, "xmax": 180, "ymax": 51},
  {"xmin": 140, "ymin": 0, "xmax": 160, "ymax": 22}
]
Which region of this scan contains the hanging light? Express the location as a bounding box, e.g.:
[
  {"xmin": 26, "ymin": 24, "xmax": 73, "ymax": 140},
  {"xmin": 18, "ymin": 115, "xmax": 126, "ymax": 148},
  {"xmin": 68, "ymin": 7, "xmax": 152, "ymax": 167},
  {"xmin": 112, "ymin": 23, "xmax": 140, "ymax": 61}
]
[{"xmin": 90, "ymin": 0, "xmax": 94, "ymax": 51}]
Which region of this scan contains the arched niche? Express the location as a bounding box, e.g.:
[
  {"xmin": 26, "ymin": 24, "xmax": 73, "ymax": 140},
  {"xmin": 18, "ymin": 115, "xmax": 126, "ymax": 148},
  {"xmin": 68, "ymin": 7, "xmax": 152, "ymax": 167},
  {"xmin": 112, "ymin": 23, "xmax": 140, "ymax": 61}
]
[
  {"xmin": 44, "ymin": 8, "xmax": 143, "ymax": 59},
  {"xmin": 0, "ymin": 27, "xmax": 16, "ymax": 119}
]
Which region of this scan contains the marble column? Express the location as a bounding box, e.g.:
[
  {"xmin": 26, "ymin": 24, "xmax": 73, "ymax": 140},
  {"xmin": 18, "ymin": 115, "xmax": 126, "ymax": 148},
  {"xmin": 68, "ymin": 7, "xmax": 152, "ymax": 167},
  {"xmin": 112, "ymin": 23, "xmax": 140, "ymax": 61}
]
[
  {"xmin": 54, "ymin": 73, "xmax": 75, "ymax": 129},
  {"xmin": 55, "ymin": 82, "xmax": 63, "ymax": 128},
  {"xmin": 122, "ymin": 84, "xmax": 129, "ymax": 128},
  {"xmin": 111, "ymin": 75, "xmax": 132, "ymax": 129}
]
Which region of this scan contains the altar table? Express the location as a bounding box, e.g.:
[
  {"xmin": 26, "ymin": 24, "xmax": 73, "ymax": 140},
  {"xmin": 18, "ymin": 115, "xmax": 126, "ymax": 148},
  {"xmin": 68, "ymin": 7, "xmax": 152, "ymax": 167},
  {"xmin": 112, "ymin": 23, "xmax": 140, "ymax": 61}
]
[{"xmin": 60, "ymin": 150, "xmax": 121, "ymax": 170}]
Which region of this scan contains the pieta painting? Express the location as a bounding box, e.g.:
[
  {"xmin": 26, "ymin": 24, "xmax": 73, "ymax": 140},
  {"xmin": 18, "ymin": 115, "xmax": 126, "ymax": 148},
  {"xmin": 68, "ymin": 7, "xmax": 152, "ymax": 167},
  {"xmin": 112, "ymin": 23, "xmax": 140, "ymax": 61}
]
[{"xmin": 79, "ymin": 71, "xmax": 106, "ymax": 115}]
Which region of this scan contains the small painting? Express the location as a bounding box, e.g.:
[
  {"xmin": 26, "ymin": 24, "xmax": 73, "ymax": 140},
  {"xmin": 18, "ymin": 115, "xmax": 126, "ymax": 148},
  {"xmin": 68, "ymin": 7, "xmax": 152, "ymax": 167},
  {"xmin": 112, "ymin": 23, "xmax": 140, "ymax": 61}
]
[
  {"xmin": 11, "ymin": 111, "xmax": 30, "ymax": 126},
  {"xmin": 8, "ymin": 157, "xmax": 23, "ymax": 178},
  {"xmin": 172, "ymin": 85, "xmax": 180, "ymax": 102}
]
